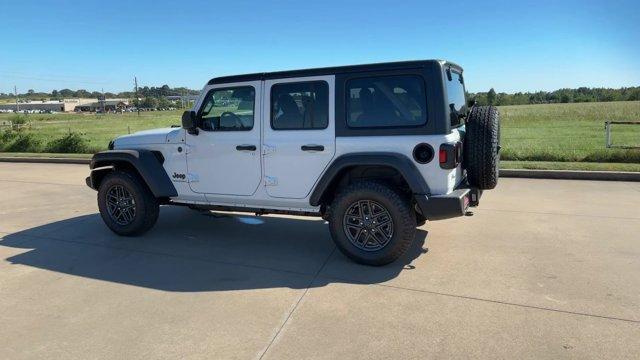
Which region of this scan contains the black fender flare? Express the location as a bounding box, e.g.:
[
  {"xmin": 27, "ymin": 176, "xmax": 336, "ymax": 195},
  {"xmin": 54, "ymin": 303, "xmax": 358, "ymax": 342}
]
[
  {"xmin": 309, "ymin": 152, "xmax": 431, "ymax": 206},
  {"xmin": 87, "ymin": 150, "xmax": 177, "ymax": 198}
]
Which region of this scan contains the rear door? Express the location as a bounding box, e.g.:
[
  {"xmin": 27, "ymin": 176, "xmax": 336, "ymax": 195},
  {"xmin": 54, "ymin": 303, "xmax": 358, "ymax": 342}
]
[{"xmin": 262, "ymin": 76, "xmax": 335, "ymax": 198}]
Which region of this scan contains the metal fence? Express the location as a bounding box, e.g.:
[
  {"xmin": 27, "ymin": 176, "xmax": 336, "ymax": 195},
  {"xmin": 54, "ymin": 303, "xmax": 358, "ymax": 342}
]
[{"xmin": 605, "ymin": 121, "xmax": 640, "ymax": 149}]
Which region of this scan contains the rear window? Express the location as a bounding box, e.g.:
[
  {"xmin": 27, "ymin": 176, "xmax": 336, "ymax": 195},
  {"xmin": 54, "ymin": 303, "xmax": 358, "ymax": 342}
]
[
  {"xmin": 346, "ymin": 75, "xmax": 427, "ymax": 128},
  {"xmin": 446, "ymin": 69, "xmax": 467, "ymax": 127}
]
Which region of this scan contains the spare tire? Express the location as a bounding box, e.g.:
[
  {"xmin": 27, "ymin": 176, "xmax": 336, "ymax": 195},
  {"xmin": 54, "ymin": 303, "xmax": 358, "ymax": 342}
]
[{"xmin": 463, "ymin": 106, "xmax": 500, "ymax": 190}]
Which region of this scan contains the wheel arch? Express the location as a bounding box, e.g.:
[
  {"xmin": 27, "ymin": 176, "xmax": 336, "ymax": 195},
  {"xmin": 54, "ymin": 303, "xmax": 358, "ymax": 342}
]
[
  {"xmin": 87, "ymin": 150, "xmax": 177, "ymax": 198},
  {"xmin": 309, "ymin": 152, "xmax": 431, "ymax": 207}
]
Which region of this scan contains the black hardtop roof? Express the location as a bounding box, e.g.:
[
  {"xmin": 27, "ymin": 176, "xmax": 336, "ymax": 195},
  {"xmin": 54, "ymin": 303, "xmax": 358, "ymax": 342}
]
[{"xmin": 208, "ymin": 59, "xmax": 460, "ymax": 85}]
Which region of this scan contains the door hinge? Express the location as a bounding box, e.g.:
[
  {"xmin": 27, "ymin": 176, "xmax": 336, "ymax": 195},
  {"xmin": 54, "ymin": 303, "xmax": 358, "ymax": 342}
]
[
  {"xmin": 262, "ymin": 144, "xmax": 276, "ymax": 155},
  {"xmin": 264, "ymin": 176, "xmax": 277, "ymax": 186}
]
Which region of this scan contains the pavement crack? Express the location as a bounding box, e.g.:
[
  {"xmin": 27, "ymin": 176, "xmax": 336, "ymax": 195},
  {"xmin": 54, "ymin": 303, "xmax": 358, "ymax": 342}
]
[
  {"xmin": 320, "ymin": 274, "xmax": 640, "ymax": 325},
  {"xmin": 478, "ymin": 208, "xmax": 640, "ymax": 221},
  {"xmin": 257, "ymin": 246, "xmax": 337, "ymax": 360}
]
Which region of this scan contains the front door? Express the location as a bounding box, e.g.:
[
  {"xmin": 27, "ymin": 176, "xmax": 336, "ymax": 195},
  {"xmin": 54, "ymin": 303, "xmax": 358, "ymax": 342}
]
[
  {"xmin": 263, "ymin": 76, "xmax": 335, "ymax": 199},
  {"xmin": 186, "ymin": 81, "xmax": 262, "ymax": 196}
]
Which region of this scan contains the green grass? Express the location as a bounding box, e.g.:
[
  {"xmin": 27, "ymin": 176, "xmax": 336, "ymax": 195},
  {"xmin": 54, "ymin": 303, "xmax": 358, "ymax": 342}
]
[
  {"xmin": 499, "ymin": 101, "xmax": 640, "ymax": 163},
  {"xmin": 0, "ymin": 111, "xmax": 182, "ymax": 152},
  {"xmin": 501, "ymin": 160, "xmax": 640, "ymax": 172},
  {"xmin": 1, "ymin": 101, "xmax": 639, "ymax": 167}
]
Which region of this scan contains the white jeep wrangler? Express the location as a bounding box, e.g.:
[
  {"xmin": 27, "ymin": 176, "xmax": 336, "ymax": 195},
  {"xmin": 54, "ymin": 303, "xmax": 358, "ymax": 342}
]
[{"xmin": 86, "ymin": 60, "xmax": 500, "ymax": 265}]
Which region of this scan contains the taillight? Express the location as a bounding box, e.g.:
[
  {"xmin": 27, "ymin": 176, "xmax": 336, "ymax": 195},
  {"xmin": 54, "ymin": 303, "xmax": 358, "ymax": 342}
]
[
  {"xmin": 439, "ymin": 149, "xmax": 448, "ymax": 164},
  {"xmin": 439, "ymin": 142, "xmax": 462, "ymax": 169}
]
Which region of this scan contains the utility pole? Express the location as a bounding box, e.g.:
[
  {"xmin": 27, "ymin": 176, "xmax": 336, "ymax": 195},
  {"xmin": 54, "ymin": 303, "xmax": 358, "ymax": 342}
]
[
  {"xmin": 134, "ymin": 76, "xmax": 140, "ymax": 116},
  {"xmin": 101, "ymin": 87, "xmax": 106, "ymax": 114},
  {"xmin": 14, "ymin": 86, "xmax": 19, "ymax": 112}
]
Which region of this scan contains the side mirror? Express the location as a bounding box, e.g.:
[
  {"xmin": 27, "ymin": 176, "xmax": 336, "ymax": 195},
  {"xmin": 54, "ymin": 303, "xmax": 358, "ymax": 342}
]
[{"xmin": 181, "ymin": 110, "xmax": 198, "ymax": 135}]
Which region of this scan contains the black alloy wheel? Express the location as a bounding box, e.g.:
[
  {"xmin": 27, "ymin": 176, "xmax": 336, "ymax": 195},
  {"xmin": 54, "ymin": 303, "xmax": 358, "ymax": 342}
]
[
  {"xmin": 343, "ymin": 199, "xmax": 394, "ymax": 251},
  {"xmin": 105, "ymin": 184, "xmax": 136, "ymax": 226}
]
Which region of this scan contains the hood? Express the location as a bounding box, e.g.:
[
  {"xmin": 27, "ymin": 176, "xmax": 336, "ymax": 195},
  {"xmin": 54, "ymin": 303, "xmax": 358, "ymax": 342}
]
[{"xmin": 113, "ymin": 127, "xmax": 184, "ymax": 147}]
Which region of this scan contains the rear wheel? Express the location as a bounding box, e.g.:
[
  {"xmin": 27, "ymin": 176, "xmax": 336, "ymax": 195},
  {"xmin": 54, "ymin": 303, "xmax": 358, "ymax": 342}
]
[
  {"xmin": 97, "ymin": 171, "xmax": 159, "ymax": 236},
  {"xmin": 328, "ymin": 181, "xmax": 416, "ymax": 266}
]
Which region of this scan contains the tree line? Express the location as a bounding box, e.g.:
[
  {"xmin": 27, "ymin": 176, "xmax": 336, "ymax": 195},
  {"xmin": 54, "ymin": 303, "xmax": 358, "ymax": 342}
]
[
  {"xmin": 2, "ymin": 85, "xmax": 639, "ymax": 107},
  {"xmin": 468, "ymin": 86, "xmax": 640, "ymax": 106},
  {"xmin": 0, "ymin": 85, "xmax": 200, "ymax": 101}
]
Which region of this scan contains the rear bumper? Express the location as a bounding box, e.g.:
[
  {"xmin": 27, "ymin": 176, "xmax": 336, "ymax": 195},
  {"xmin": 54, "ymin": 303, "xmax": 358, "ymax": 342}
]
[{"xmin": 415, "ymin": 187, "xmax": 482, "ymax": 221}]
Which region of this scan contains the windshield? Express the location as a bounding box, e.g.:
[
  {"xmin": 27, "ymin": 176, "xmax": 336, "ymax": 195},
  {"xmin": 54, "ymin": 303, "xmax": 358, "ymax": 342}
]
[{"xmin": 446, "ymin": 69, "xmax": 467, "ymax": 127}]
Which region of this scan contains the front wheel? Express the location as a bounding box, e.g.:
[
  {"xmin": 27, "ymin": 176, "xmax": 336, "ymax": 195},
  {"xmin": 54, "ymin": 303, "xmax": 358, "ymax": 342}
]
[
  {"xmin": 328, "ymin": 181, "xmax": 417, "ymax": 266},
  {"xmin": 97, "ymin": 171, "xmax": 159, "ymax": 236}
]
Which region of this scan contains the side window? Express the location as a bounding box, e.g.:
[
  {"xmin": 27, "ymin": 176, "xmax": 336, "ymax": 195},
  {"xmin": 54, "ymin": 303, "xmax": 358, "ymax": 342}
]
[
  {"xmin": 271, "ymin": 81, "xmax": 329, "ymax": 130},
  {"xmin": 346, "ymin": 75, "xmax": 427, "ymax": 128},
  {"xmin": 198, "ymin": 86, "xmax": 255, "ymax": 131}
]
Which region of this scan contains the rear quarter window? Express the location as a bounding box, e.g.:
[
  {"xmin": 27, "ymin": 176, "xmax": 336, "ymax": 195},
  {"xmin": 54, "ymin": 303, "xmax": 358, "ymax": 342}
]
[{"xmin": 346, "ymin": 75, "xmax": 427, "ymax": 128}]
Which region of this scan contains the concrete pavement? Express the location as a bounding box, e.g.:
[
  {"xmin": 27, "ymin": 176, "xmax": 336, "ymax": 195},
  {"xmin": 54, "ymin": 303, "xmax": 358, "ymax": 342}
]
[{"xmin": 0, "ymin": 163, "xmax": 639, "ymax": 359}]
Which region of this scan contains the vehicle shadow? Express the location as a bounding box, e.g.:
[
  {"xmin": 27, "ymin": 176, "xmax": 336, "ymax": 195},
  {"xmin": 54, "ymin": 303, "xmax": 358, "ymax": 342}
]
[{"xmin": 1, "ymin": 206, "xmax": 429, "ymax": 292}]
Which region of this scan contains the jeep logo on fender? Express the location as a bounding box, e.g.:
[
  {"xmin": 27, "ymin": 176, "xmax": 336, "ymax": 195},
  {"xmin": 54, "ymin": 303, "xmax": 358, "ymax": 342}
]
[{"xmin": 172, "ymin": 172, "xmax": 186, "ymax": 181}]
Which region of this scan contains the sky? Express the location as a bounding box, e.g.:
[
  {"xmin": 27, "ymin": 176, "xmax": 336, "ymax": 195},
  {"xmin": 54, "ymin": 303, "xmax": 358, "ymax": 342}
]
[{"xmin": 0, "ymin": 0, "xmax": 638, "ymax": 94}]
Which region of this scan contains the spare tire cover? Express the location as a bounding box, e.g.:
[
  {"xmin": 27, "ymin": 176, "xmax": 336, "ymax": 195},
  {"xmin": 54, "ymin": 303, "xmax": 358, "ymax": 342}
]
[{"xmin": 463, "ymin": 106, "xmax": 500, "ymax": 190}]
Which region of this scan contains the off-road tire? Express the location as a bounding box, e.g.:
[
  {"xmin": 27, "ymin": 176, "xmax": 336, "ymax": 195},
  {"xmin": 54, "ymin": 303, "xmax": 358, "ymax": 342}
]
[
  {"xmin": 328, "ymin": 181, "xmax": 417, "ymax": 266},
  {"xmin": 97, "ymin": 170, "xmax": 160, "ymax": 236},
  {"xmin": 464, "ymin": 105, "xmax": 500, "ymax": 190}
]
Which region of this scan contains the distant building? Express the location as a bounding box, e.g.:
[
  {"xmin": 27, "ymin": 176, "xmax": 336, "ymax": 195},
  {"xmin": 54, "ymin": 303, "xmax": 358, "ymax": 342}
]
[
  {"xmin": 166, "ymin": 95, "xmax": 199, "ymax": 102},
  {"xmin": 75, "ymin": 99, "xmax": 129, "ymax": 112},
  {"xmin": 0, "ymin": 98, "xmax": 97, "ymax": 112},
  {"xmin": 62, "ymin": 98, "xmax": 99, "ymax": 111}
]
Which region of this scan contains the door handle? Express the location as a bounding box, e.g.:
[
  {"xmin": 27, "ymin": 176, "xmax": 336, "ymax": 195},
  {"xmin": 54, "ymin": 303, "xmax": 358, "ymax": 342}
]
[
  {"xmin": 301, "ymin": 144, "xmax": 324, "ymax": 152},
  {"xmin": 236, "ymin": 144, "xmax": 257, "ymax": 151}
]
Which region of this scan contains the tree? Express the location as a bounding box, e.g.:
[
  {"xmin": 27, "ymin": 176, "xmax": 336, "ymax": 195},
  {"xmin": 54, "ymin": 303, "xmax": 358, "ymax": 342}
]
[
  {"xmin": 141, "ymin": 97, "xmax": 158, "ymax": 109},
  {"xmin": 160, "ymin": 85, "xmax": 171, "ymax": 96},
  {"xmin": 59, "ymin": 89, "xmax": 74, "ymax": 97},
  {"xmin": 75, "ymin": 89, "xmax": 91, "ymax": 98},
  {"xmin": 27, "ymin": 89, "xmax": 35, "ymax": 95},
  {"xmin": 487, "ymin": 88, "xmax": 496, "ymax": 105},
  {"xmin": 157, "ymin": 97, "xmax": 171, "ymax": 109}
]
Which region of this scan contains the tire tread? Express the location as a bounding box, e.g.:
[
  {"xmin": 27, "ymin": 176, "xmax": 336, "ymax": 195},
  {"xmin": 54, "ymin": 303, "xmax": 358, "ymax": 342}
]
[
  {"xmin": 464, "ymin": 106, "xmax": 500, "ymax": 190},
  {"xmin": 328, "ymin": 180, "xmax": 416, "ymax": 266},
  {"xmin": 97, "ymin": 170, "xmax": 159, "ymax": 236}
]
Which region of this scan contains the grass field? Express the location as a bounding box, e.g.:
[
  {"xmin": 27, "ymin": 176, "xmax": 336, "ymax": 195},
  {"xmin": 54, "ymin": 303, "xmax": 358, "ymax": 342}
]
[
  {"xmin": 0, "ymin": 111, "xmax": 182, "ymax": 152},
  {"xmin": 1, "ymin": 101, "xmax": 639, "ymax": 166},
  {"xmin": 500, "ymin": 160, "xmax": 640, "ymax": 172},
  {"xmin": 500, "ymin": 101, "xmax": 640, "ymax": 163}
]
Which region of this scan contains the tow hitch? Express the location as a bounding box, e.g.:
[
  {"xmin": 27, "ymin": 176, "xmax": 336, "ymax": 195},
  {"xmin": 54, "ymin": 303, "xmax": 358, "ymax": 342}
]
[{"xmin": 469, "ymin": 188, "xmax": 482, "ymax": 207}]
